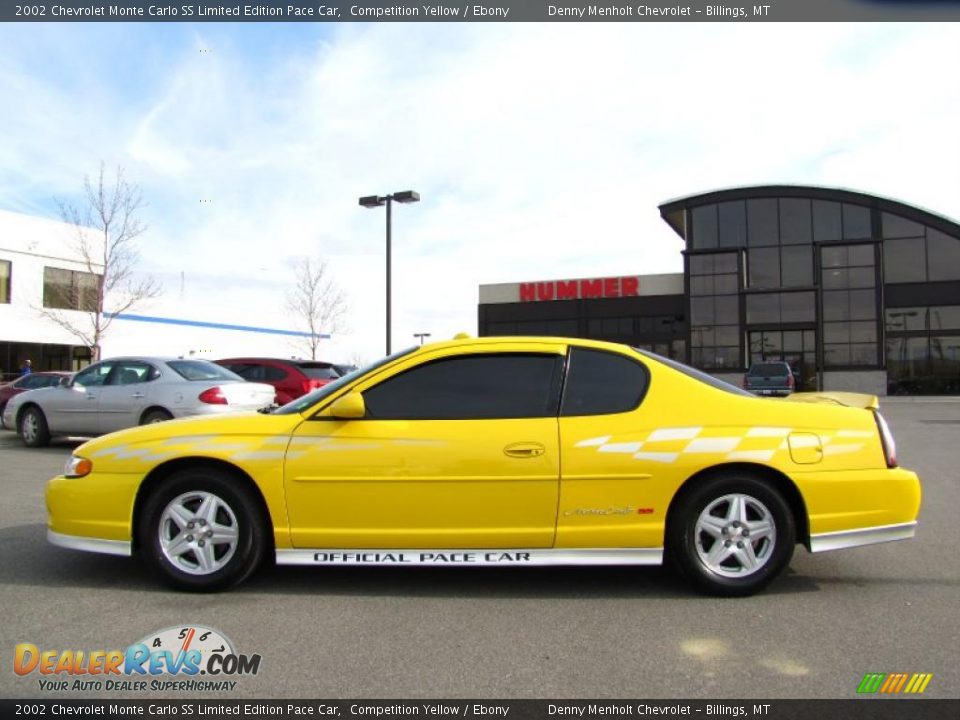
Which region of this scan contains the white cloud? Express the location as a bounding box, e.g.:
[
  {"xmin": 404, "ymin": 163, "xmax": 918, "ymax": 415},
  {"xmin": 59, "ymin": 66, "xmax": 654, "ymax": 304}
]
[{"xmin": 0, "ymin": 22, "xmax": 958, "ymax": 361}]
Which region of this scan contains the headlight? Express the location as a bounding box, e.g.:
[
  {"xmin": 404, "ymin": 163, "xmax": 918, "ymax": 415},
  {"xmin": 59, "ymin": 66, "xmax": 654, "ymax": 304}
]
[{"xmin": 64, "ymin": 455, "xmax": 93, "ymax": 478}]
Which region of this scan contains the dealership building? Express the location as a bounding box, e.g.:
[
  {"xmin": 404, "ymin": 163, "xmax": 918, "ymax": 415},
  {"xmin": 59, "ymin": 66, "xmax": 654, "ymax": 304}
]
[{"xmin": 479, "ymin": 185, "xmax": 960, "ymax": 395}]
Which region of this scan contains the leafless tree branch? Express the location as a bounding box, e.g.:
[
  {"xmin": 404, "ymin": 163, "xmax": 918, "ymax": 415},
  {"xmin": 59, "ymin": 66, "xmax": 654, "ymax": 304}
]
[
  {"xmin": 285, "ymin": 256, "xmax": 347, "ymax": 360},
  {"xmin": 36, "ymin": 163, "xmax": 162, "ymax": 360}
]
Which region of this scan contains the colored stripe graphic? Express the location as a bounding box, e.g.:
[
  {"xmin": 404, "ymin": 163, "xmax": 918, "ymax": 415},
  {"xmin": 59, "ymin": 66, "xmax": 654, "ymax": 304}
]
[
  {"xmin": 857, "ymin": 672, "xmax": 932, "ymax": 694},
  {"xmin": 857, "ymin": 673, "xmax": 885, "ymax": 693}
]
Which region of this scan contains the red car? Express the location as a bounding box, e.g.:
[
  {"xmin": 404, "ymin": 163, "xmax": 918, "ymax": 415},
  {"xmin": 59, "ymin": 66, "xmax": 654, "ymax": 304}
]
[
  {"xmin": 0, "ymin": 372, "xmax": 72, "ymax": 421},
  {"xmin": 214, "ymin": 358, "xmax": 342, "ymax": 405}
]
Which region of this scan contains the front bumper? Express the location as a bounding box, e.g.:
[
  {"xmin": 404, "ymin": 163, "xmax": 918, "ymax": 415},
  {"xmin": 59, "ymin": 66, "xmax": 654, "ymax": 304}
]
[{"xmin": 46, "ymin": 471, "xmax": 140, "ymax": 544}]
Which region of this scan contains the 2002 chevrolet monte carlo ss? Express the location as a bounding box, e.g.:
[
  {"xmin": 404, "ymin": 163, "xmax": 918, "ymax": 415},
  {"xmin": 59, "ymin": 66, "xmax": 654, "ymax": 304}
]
[{"xmin": 46, "ymin": 337, "xmax": 921, "ymax": 596}]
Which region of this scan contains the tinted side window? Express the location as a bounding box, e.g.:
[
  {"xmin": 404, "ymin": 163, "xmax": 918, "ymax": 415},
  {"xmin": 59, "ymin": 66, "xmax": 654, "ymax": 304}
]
[
  {"xmin": 264, "ymin": 366, "xmax": 288, "ymax": 382},
  {"xmin": 74, "ymin": 363, "xmax": 112, "ymax": 387},
  {"xmin": 561, "ymin": 348, "xmax": 649, "ymax": 416},
  {"xmin": 363, "ymin": 353, "xmax": 563, "ymax": 420}
]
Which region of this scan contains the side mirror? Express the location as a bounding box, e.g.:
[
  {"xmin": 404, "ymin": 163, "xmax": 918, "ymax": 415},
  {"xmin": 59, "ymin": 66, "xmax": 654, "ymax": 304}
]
[
  {"xmin": 327, "ymin": 392, "xmax": 366, "ymax": 419},
  {"xmin": 59, "ymin": 376, "xmax": 71, "ymax": 387}
]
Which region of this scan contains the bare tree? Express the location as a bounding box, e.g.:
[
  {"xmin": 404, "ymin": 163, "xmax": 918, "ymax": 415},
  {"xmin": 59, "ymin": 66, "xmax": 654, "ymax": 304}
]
[
  {"xmin": 286, "ymin": 256, "xmax": 347, "ymax": 360},
  {"xmin": 39, "ymin": 163, "xmax": 162, "ymax": 361}
]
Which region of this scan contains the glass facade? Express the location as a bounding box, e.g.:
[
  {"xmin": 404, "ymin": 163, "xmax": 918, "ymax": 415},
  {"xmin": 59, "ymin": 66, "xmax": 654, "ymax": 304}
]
[
  {"xmin": 478, "ymin": 187, "xmax": 960, "ymax": 395},
  {"xmin": 679, "ymin": 188, "xmax": 960, "ymax": 393}
]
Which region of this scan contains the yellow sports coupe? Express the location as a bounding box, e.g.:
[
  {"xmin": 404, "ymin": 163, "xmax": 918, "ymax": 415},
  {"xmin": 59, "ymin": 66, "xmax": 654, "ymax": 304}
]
[{"xmin": 46, "ymin": 337, "xmax": 921, "ymax": 596}]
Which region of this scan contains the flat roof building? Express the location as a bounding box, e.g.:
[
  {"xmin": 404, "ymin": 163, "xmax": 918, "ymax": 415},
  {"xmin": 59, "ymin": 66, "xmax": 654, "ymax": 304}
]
[{"xmin": 479, "ymin": 185, "xmax": 960, "ymax": 395}]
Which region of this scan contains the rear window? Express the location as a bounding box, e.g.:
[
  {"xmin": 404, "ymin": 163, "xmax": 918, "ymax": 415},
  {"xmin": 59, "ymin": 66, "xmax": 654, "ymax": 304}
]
[
  {"xmin": 635, "ymin": 349, "xmax": 753, "ymax": 397},
  {"xmin": 748, "ymin": 363, "xmax": 791, "ymax": 377},
  {"xmin": 297, "ymin": 363, "xmax": 340, "ymax": 380},
  {"xmin": 167, "ymin": 360, "xmax": 243, "ymax": 382}
]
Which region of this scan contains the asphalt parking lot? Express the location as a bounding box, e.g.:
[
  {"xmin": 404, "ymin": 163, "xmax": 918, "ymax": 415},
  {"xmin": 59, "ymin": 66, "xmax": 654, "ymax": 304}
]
[{"xmin": 1, "ymin": 399, "xmax": 958, "ymax": 700}]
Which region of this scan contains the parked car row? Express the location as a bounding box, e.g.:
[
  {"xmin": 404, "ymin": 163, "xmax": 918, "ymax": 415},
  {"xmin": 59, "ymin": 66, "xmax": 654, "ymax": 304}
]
[{"xmin": 0, "ymin": 355, "xmax": 349, "ymax": 447}]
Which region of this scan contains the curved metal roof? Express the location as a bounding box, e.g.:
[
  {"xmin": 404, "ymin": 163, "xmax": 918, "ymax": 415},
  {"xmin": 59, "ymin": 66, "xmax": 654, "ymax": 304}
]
[{"xmin": 658, "ymin": 184, "xmax": 960, "ymax": 240}]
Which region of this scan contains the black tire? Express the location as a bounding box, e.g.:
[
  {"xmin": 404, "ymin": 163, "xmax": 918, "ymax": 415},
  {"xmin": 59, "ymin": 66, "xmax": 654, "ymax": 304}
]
[
  {"xmin": 139, "ymin": 467, "xmax": 268, "ymax": 592},
  {"xmin": 19, "ymin": 405, "xmax": 51, "ymax": 448},
  {"xmin": 141, "ymin": 408, "xmax": 173, "ymax": 425},
  {"xmin": 668, "ymin": 474, "xmax": 795, "ymax": 597}
]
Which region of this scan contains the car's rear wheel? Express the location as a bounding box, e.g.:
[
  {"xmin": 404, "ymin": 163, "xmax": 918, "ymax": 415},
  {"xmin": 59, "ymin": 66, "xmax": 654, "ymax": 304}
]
[
  {"xmin": 19, "ymin": 406, "xmax": 51, "ymax": 447},
  {"xmin": 141, "ymin": 408, "xmax": 173, "ymax": 425},
  {"xmin": 669, "ymin": 474, "xmax": 795, "ymax": 597},
  {"xmin": 139, "ymin": 467, "xmax": 267, "ymax": 592}
]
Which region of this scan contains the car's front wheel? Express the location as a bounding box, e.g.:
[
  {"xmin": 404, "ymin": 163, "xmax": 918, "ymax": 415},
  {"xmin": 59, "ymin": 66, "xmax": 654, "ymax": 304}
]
[
  {"xmin": 139, "ymin": 467, "xmax": 268, "ymax": 592},
  {"xmin": 19, "ymin": 406, "xmax": 51, "ymax": 447},
  {"xmin": 669, "ymin": 474, "xmax": 795, "ymax": 597}
]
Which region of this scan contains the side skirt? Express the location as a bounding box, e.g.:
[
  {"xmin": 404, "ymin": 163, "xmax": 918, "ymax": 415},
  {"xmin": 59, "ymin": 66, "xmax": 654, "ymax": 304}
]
[
  {"xmin": 276, "ymin": 547, "xmax": 664, "ymax": 567},
  {"xmin": 809, "ymin": 521, "xmax": 917, "ymax": 553}
]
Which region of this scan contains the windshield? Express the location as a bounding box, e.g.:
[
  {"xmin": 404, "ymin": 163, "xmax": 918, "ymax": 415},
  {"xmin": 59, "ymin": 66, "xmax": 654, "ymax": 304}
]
[
  {"xmin": 748, "ymin": 362, "xmax": 790, "ymax": 376},
  {"xmin": 273, "ymin": 347, "xmax": 418, "ymax": 415},
  {"xmin": 634, "ymin": 348, "xmax": 753, "ymax": 397},
  {"xmin": 167, "ymin": 359, "xmax": 244, "ymax": 382},
  {"xmin": 297, "ymin": 363, "xmax": 341, "ymax": 380}
]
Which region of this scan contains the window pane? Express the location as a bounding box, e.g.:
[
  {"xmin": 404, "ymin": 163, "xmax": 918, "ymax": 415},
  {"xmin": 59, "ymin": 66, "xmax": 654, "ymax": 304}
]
[
  {"xmin": 823, "ymin": 323, "xmax": 849, "ymax": 344},
  {"xmin": 718, "ymin": 201, "xmax": 747, "ymax": 248},
  {"xmin": 364, "ymin": 354, "xmax": 562, "ymax": 420},
  {"xmin": 850, "ymin": 321, "xmax": 877, "ymax": 343},
  {"xmin": 885, "ymin": 308, "xmax": 926, "ymax": 332},
  {"xmin": 822, "ymin": 269, "xmax": 849, "ymax": 290},
  {"xmin": 780, "ymin": 199, "xmax": 812, "ymax": 244},
  {"xmin": 850, "ymin": 343, "xmax": 877, "ymax": 365},
  {"xmin": 848, "ymin": 243, "xmax": 875, "ymax": 267},
  {"xmin": 883, "ymin": 238, "xmax": 926, "ymax": 283},
  {"xmin": 690, "ymin": 297, "xmax": 715, "ymax": 325},
  {"xmin": 781, "ymin": 246, "xmax": 812, "ymax": 287},
  {"xmin": 689, "ymin": 254, "xmax": 714, "ymax": 276},
  {"xmin": 561, "ymin": 348, "xmax": 649, "ymax": 416},
  {"xmin": 843, "ymin": 204, "xmax": 872, "ymax": 240},
  {"xmin": 813, "ymin": 200, "xmax": 842, "ymax": 242},
  {"xmin": 821, "ymin": 246, "xmax": 847, "ymax": 269},
  {"xmin": 781, "ymin": 292, "xmax": 815, "ymax": 322},
  {"xmin": 849, "ymin": 289, "xmax": 877, "ymax": 320},
  {"xmin": 0, "ymin": 260, "xmax": 10, "ymax": 303},
  {"xmin": 927, "ymin": 229, "xmax": 960, "ymax": 282},
  {"xmin": 747, "ymin": 199, "xmax": 778, "ymax": 246},
  {"xmin": 689, "ymin": 276, "xmax": 713, "ymax": 296},
  {"xmin": 714, "ymin": 296, "xmax": 739, "ymax": 324},
  {"xmin": 713, "ymin": 274, "xmax": 739, "ymax": 294},
  {"xmin": 930, "ymin": 306, "xmax": 960, "ymax": 331},
  {"xmin": 824, "ymin": 345, "xmax": 850, "ymax": 366},
  {"xmin": 692, "ymin": 205, "xmax": 718, "ymax": 250},
  {"xmin": 882, "ymin": 212, "xmax": 923, "ymax": 239},
  {"xmin": 43, "ymin": 267, "xmax": 72, "ymax": 309},
  {"xmin": 823, "ymin": 290, "xmax": 849, "ymax": 321},
  {"xmin": 745, "ymin": 295, "xmax": 778, "ymax": 324},
  {"xmin": 715, "ymin": 326, "xmax": 740, "ymax": 346},
  {"xmin": 713, "ymin": 253, "xmax": 740, "ymax": 274},
  {"xmin": 748, "ymin": 248, "xmax": 779, "ymax": 288}
]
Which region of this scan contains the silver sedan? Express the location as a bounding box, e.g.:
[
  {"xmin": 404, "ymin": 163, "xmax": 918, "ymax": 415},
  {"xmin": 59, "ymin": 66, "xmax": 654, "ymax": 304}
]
[{"xmin": 1, "ymin": 357, "xmax": 276, "ymax": 447}]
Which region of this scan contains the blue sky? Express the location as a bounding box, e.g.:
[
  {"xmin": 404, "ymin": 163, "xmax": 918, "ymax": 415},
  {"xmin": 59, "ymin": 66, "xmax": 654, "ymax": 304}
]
[{"xmin": 1, "ymin": 22, "xmax": 958, "ymax": 362}]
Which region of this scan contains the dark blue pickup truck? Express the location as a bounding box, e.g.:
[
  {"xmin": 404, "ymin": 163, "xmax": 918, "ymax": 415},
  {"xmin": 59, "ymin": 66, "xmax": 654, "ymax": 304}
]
[{"xmin": 743, "ymin": 361, "xmax": 797, "ymax": 396}]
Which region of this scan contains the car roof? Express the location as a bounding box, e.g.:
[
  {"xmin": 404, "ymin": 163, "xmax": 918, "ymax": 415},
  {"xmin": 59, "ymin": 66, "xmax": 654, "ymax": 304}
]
[
  {"xmin": 417, "ymin": 336, "xmax": 632, "ymax": 353},
  {"xmin": 215, "ymin": 357, "xmax": 335, "ymax": 365}
]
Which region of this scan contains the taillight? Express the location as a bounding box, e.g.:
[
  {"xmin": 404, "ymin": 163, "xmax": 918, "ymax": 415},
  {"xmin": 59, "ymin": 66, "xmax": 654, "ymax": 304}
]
[
  {"xmin": 787, "ymin": 374, "xmax": 795, "ymax": 390},
  {"xmin": 874, "ymin": 411, "xmax": 898, "ymax": 468},
  {"xmin": 198, "ymin": 387, "xmax": 228, "ymax": 405},
  {"xmin": 742, "ymin": 376, "xmax": 748, "ymax": 389}
]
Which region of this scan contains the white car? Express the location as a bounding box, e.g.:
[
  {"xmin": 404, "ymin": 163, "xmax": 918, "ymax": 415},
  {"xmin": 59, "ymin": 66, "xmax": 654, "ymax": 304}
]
[{"xmin": 2, "ymin": 357, "xmax": 276, "ymax": 447}]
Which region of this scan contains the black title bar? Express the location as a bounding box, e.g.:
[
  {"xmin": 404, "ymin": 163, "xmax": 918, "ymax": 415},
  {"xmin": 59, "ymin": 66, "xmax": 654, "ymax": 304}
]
[
  {"xmin": 5, "ymin": 0, "xmax": 960, "ymax": 22},
  {"xmin": 2, "ymin": 700, "xmax": 960, "ymax": 720}
]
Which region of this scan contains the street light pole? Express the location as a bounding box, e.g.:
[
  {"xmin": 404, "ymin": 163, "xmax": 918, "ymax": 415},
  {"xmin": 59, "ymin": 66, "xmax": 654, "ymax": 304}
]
[
  {"xmin": 359, "ymin": 190, "xmax": 420, "ymax": 356},
  {"xmin": 414, "ymin": 332, "xmax": 431, "ymax": 346}
]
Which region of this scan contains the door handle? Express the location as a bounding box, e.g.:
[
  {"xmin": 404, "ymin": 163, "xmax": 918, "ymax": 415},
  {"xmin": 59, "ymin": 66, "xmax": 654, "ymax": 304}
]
[
  {"xmin": 131, "ymin": 392, "xmax": 145, "ymax": 399},
  {"xmin": 86, "ymin": 394, "xmax": 97, "ymax": 400},
  {"xmin": 504, "ymin": 442, "xmax": 545, "ymax": 458}
]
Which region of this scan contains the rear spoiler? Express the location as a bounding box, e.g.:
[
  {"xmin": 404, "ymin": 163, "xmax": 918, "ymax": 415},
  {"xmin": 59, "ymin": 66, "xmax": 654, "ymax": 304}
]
[{"xmin": 784, "ymin": 391, "xmax": 879, "ymax": 410}]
